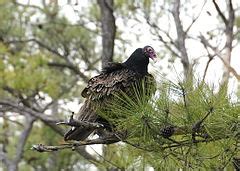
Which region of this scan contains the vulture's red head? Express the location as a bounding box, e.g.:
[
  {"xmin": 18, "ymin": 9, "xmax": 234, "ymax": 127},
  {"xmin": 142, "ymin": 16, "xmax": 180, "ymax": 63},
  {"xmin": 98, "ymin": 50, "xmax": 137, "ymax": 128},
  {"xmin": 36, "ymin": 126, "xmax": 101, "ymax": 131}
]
[
  {"xmin": 143, "ymin": 45, "xmax": 157, "ymax": 61},
  {"xmin": 123, "ymin": 45, "xmax": 157, "ymax": 75}
]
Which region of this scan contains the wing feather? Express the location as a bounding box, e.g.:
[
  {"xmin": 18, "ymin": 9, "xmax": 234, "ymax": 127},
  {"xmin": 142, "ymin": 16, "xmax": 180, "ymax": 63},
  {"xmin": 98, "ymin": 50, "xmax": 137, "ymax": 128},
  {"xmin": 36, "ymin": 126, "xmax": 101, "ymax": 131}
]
[
  {"xmin": 81, "ymin": 68, "xmax": 143, "ymax": 101},
  {"xmin": 65, "ymin": 67, "xmax": 156, "ymax": 141}
]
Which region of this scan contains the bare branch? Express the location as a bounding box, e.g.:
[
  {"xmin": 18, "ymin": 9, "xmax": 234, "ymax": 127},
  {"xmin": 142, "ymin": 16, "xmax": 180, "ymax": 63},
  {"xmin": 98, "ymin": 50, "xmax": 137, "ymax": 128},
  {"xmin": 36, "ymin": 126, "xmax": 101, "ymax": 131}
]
[
  {"xmin": 48, "ymin": 62, "xmax": 89, "ymax": 82},
  {"xmin": 0, "ymin": 115, "xmax": 35, "ymax": 171},
  {"xmin": 0, "ymin": 99, "xmax": 65, "ymax": 138},
  {"xmin": 225, "ymin": 0, "xmax": 235, "ymax": 50},
  {"xmin": 201, "ymin": 42, "xmax": 215, "ymax": 82},
  {"xmin": 6, "ymin": 39, "xmax": 89, "ymax": 82},
  {"xmin": 199, "ymin": 35, "xmax": 240, "ymax": 80},
  {"xmin": 0, "ymin": 151, "xmax": 11, "ymax": 169},
  {"xmin": 0, "ymin": 100, "xmax": 61, "ymax": 123},
  {"xmin": 0, "ymin": 115, "xmax": 24, "ymax": 127},
  {"xmin": 0, "ymin": 99, "xmax": 99, "ymax": 162},
  {"xmin": 211, "ymin": 0, "xmax": 235, "ymax": 85},
  {"xmin": 172, "ymin": 0, "xmax": 191, "ymax": 79},
  {"xmin": 32, "ymin": 135, "xmax": 120, "ymax": 152},
  {"xmin": 185, "ymin": 0, "xmax": 207, "ymax": 34},
  {"xmin": 145, "ymin": 19, "xmax": 181, "ymax": 58},
  {"xmin": 202, "ymin": 56, "xmax": 214, "ymax": 82},
  {"xmin": 10, "ymin": 116, "xmax": 35, "ymax": 171},
  {"xmin": 212, "ymin": 0, "xmax": 228, "ymax": 26},
  {"xmin": 6, "ymin": 38, "xmax": 64, "ymax": 58},
  {"xmin": 192, "ymin": 107, "xmax": 214, "ymax": 142},
  {"xmin": 13, "ymin": 0, "xmax": 45, "ymax": 12}
]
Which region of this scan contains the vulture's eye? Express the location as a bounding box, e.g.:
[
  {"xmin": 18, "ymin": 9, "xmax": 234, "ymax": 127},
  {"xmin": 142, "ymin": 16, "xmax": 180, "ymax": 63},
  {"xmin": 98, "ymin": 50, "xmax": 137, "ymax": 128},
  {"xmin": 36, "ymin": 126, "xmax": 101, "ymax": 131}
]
[{"xmin": 149, "ymin": 48, "xmax": 153, "ymax": 52}]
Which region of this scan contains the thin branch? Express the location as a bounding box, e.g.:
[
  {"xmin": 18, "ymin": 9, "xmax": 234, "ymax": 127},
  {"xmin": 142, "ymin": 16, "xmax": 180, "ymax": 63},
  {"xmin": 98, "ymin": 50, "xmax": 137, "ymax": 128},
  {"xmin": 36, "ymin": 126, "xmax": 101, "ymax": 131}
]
[
  {"xmin": 48, "ymin": 62, "xmax": 89, "ymax": 82},
  {"xmin": 0, "ymin": 99, "xmax": 100, "ymax": 163},
  {"xmin": 202, "ymin": 57, "xmax": 213, "ymax": 82},
  {"xmin": 192, "ymin": 107, "xmax": 214, "ymax": 142},
  {"xmin": 0, "ymin": 115, "xmax": 24, "ymax": 127},
  {"xmin": 145, "ymin": 19, "xmax": 180, "ymax": 58},
  {"xmin": 13, "ymin": 0, "xmax": 45, "ymax": 12},
  {"xmin": 0, "ymin": 100, "xmax": 62, "ymax": 123},
  {"xmin": 13, "ymin": 115, "xmax": 35, "ymax": 168},
  {"xmin": 185, "ymin": 0, "xmax": 207, "ymax": 34},
  {"xmin": 0, "ymin": 115, "xmax": 35, "ymax": 170},
  {"xmin": 0, "ymin": 99, "xmax": 66, "ymax": 137},
  {"xmin": 6, "ymin": 38, "xmax": 64, "ymax": 58},
  {"xmin": 162, "ymin": 136, "xmax": 229, "ymax": 150},
  {"xmin": 32, "ymin": 135, "xmax": 120, "ymax": 152},
  {"xmin": 31, "ymin": 115, "xmax": 235, "ymax": 154},
  {"xmin": 202, "ymin": 42, "xmax": 215, "ymax": 82},
  {"xmin": 199, "ymin": 35, "xmax": 240, "ymax": 80},
  {"xmin": 89, "ymin": 146, "xmax": 123, "ymax": 170},
  {"xmin": 124, "ymin": 141, "xmax": 154, "ymax": 152},
  {"xmin": 212, "ymin": 0, "xmax": 228, "ymax": 26},
  {"xmin": 0, "ymin": 148, "xmax": 11, "ymax": 169},
  {"xmin": 6, "ymin": 39, "xmax": 89, "ymax": 82},
  {"xmin": 125, "ymin": 134, "xmax": 230, "ymax": 152}
]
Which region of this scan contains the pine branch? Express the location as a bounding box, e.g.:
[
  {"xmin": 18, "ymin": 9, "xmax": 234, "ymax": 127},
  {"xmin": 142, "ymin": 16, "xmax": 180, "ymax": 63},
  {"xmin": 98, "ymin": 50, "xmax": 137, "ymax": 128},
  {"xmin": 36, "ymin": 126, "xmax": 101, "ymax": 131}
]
[
  {"xmin": 192, "ymin": 107, "xmax": 214, "ymax": 142},
  {"xmin": 31, "ymin": 118, "xmax": 233, "ymax": 153}
]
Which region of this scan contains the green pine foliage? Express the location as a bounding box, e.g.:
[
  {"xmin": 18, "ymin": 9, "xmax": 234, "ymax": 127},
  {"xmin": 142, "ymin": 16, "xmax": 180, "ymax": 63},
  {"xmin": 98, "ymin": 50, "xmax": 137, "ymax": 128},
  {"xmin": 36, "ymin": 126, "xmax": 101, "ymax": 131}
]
[
  {"xmin": 98, "ymin": 77, "xmax": 240, "ymax": 170},
  {"xmin": 0, "ymin": 1, "xmax": 239, "ymax": 170}
]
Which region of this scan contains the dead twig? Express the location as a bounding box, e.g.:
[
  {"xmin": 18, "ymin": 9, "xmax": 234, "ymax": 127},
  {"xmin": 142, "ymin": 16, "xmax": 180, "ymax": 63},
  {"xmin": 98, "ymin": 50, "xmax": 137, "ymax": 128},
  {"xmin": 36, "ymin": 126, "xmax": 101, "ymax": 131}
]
[
  {"xmin": 192, "ymin": 107, "xmax": 214, "ymax": 142},
  {"xmin": 32, "ymin": 135, "xmax": 121, "ymax": 152}
]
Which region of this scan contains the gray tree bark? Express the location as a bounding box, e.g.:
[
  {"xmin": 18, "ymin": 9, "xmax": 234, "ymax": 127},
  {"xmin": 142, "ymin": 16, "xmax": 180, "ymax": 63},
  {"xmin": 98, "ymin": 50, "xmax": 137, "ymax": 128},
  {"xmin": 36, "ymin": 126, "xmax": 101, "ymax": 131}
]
[
  {"xmin": 97, "ymin": 0, "xmax": 116, "ymax": 69},
  {"xmin": 214, "ymin": 0, "xmax": 234, "ymax": 86},
  {"xmin": 2, "ymin": 115, "xmax": 35, "ymax": 171},
  {"xmin": 172, "ymin": 0, "xmax": 191, "ymax": 81}
]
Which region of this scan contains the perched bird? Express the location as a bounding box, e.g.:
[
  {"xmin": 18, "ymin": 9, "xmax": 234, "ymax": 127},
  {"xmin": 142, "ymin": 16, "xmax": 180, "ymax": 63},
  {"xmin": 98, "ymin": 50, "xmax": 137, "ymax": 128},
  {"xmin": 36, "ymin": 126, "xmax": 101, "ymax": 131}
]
[{"xmin": 64, "ymin": 46, "xmax": 157, "ymax": 141}]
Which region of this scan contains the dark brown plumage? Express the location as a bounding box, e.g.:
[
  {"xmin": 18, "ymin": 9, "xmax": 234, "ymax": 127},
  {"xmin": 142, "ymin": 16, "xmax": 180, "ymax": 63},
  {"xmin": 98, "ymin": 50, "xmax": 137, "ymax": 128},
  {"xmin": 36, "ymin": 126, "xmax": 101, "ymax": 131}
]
[{"xmin": 64, "ymin": 46, "xmax": 157, "ymax": 141}]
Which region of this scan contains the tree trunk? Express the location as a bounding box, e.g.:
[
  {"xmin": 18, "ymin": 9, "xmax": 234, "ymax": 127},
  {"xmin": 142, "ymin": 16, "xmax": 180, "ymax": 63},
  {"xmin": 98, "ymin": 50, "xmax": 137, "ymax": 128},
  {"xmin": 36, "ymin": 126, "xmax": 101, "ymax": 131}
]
[
  {"xmin": 220, "ymin": 0, "xmax": 234, "ymax": 87},
  {"xmin": 172, "ymin": 0, "xmax": 191, "ymax": 81},
  {"xmin": 97, "ymin": 0, "xmax": 116, "ymax": 69}
]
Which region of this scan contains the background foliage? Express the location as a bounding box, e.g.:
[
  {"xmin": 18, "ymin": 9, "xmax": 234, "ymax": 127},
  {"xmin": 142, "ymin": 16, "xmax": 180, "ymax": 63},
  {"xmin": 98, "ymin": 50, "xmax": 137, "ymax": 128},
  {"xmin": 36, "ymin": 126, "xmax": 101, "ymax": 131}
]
[{"xmin": 0, "ymin": 0, "xmax": 239, "ymax": 170}]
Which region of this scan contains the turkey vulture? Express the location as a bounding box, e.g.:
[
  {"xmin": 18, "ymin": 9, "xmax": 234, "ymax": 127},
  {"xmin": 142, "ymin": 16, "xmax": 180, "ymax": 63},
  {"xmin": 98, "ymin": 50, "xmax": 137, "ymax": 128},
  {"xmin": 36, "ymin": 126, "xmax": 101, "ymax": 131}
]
[{"xmin": 64, "ymin": 46, "xmax": 157, "ymax": 141}]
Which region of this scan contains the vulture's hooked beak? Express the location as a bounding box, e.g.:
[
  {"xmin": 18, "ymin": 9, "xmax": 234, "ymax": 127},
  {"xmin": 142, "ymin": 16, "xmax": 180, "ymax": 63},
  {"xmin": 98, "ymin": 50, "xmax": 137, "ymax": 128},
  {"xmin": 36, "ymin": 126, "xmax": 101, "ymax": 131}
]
[{"xmin": 150, "ymin": 52, "xmax": 157, "ymax": 63}]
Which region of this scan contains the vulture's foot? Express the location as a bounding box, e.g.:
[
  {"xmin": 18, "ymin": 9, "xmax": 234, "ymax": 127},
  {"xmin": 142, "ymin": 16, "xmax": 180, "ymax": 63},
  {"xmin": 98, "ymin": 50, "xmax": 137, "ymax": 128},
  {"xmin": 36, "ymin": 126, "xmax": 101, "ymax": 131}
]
[{"xmin": 57, "ymin": 112, "xmax": 104, "ymax": 129}]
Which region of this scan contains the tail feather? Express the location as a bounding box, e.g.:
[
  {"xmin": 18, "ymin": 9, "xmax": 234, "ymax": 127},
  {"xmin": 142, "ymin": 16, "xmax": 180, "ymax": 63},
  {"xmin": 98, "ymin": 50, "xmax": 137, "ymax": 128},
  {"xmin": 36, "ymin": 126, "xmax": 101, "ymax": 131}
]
[
  {"xmin": 64, "ymin": 99, "xmax": 98, "ymax": 141},
  {"xmin": 64, "ymin": 127, "xmax": 94, "ymax": 141}
]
